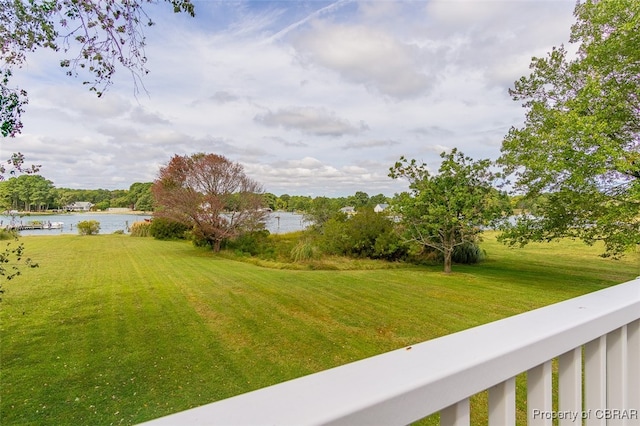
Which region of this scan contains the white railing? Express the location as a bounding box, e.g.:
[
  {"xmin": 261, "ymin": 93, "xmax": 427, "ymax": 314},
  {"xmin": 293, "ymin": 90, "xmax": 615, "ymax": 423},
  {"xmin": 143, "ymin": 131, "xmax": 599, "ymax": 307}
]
[{"xmin": 142, "ymin": 278, "xmax": 640, "ymax": 426}]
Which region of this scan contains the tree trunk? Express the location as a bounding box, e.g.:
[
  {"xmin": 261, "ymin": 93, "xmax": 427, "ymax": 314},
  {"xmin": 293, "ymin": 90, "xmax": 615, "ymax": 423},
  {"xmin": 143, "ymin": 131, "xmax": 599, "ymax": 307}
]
[
  {"xmin": 443, "ymin": 248, "xmax": 452, "ymax": 274},
  {"xmin": 213, "ymin": 239, "xmax": 222, "ymax": 252}
]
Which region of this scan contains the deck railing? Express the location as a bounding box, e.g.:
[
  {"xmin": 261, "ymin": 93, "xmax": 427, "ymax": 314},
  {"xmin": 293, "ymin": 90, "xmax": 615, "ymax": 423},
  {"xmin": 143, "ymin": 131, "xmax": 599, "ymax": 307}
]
[{"xmin": 142, "ymin": 278, "xmax": 640, "ymax": 425}]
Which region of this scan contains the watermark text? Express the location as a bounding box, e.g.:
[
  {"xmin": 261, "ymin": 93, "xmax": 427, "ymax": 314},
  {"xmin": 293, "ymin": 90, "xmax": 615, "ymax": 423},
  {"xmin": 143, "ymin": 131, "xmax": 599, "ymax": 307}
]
[{"xmin": 532, "ymin": 409, "xmax": 638, "ymax": 422}]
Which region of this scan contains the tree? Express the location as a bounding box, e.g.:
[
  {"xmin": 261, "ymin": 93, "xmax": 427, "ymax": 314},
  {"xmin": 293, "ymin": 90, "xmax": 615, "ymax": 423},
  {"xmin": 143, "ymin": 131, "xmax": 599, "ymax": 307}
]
[
  {"xmin": 152, "ymin": 153, "xmax": 267, "ymax": 252},
  {"xmin": 0, "ymin": 174, "xmax": 54, "ymax": 211},
  {"xmin": 1, "ymin": 0, "xmax": 195, "ymax": 138},
  {"xmin": 262, "ymin": 192, "xmax": 277, "ymax": 211},
  {"xmin": 304, "ymin": 196, "xmax": 341, "ymax": 230},
  {"xmin": 369, "ymin": 193, "xmax": 389, "ymax": 207},
  {"xmin": 346, "ymin": 191, "xmax": 369, "ymax": 209},
  {"xmin": 288, "ymin": 195, "xmax": 312, "ymax": 212},
  {"xmin": 499, "ymin": 0, "xmax": 640, "ymax": 257},
  {"xmin": 0, "ymin": 177, "xmax": 18, "ymax": 211},
  {"xmin": 128, "ymin": 182, "xmax": 154, "ymax": 211},
  {"xmin": 53, "ymin": 188, "xmax": 77, "ymax": 209},
  {"xmin": 389, "ymin": 149, "xmax": 510, "ymax": 273},
  {"xmin": 276, "ymin": 193, "xmax": 290, "ymax": 211}
]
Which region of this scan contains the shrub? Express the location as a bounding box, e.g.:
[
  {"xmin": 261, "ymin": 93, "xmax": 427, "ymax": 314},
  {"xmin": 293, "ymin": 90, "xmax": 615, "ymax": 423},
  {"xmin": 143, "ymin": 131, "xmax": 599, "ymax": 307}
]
[
  {"xmin": 0, "ymin": 229, "xmax": 17, "ymax": 240},
  {"xmin": 372, "ymin": 231, "xmax": 408, "ymax": 261},
  {"xmin": 130, "ymin": 221, "xmax": 151, "ymax": 237},
  {"xmin": 77, "ymin": 220, "xmax": 100, "ymax": 235},
  {"xmin": 191, "ymin": 234, "xmax": 213, "ymax": 249},
  {"xmin": 149, "ymin": 218, "xmax": 190, "ymax": 240},
  {"xmin": 452, "ymin": 241, "xmax": 486, "ymax": 264},
  {"xmin": 318, "ymin": 215, "xmax": 350, "ymax": 254},
  {"xmin": 318, "ymin": 208, "xmax": 407, "ymax": 261},
  {"xmin": 225, "ymin": 230, "xmax": 272, "ymax": 257}
]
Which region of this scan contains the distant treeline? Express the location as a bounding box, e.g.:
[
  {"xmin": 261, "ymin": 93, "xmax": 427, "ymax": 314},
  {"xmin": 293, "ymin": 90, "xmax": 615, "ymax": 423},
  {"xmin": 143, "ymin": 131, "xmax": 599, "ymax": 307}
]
[
  {"xmin": 0, "ymin": 174, "xmax": 537, "ymax": 215},
  {"xmin": 262, "ymin": 191, "xmax": 390, "ymax": 213},
  {"xmin": 0, "ymin": 174, "xmax": 394, "ymax": 213},
  {"xmin": 0, "ymin": 175, "xmax": 153, "ymax": 212}
]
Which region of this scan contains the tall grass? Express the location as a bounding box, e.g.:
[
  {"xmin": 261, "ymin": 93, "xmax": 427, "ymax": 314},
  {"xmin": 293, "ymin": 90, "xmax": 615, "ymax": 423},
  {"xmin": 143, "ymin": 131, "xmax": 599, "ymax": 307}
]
[
  {"xmin": 1, "ymin": 233, "xmax": 638, "ymax": 425},
  {"xmin": 290, "ymin": 239, "xmax": 319, "ymax": 262},
  {"xmin": 129, "ymin": 221, "xmax": 151, "ymax": 237}
]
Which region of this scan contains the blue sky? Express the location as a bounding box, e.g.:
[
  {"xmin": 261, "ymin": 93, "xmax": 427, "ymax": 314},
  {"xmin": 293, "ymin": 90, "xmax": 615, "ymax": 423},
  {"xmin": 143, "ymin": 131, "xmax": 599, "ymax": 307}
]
[{"xmin": 6, "ymin": 0, "xmax": 577, "ymax": 196}]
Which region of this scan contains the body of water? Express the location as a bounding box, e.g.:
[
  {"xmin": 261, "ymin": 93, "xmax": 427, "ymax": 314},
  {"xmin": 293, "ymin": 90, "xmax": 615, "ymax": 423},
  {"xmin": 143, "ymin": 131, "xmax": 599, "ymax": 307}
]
[
  {"xmin": 3, "ymin": 212, "xmax": 309, "ymax": 236},
  {"xmin": 265, "ymin": 212, "xmax": 310, "ymax": 234}
]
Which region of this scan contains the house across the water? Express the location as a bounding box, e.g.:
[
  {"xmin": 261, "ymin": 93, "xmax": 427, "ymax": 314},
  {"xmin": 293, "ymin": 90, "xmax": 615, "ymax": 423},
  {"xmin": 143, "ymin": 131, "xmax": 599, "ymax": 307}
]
[
  {"xmin": 65, "ymin": 201, "xmax": 94, "ymax": 212},
  {"xmin": 374, "ymin": 203, "xmax": 389, "ymax": 213},
  {"xmin": 339, "ymin": 206, "xmax": 356, "ymax": 216}
]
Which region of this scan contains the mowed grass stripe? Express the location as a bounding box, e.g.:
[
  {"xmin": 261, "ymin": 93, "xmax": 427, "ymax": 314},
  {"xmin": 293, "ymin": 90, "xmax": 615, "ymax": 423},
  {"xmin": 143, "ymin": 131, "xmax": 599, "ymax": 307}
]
[
  {"xmin": 1, "ymin": 234, "xmax": 638, "ymax": 425},
  {"xmin": 2, "ymin": 237, "xmax": 250, "ymax": 425}
]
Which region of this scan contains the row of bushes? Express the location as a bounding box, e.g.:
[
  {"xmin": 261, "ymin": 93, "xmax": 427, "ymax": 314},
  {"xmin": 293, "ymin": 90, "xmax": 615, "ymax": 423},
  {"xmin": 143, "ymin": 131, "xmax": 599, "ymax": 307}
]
[
  {"xmin": 32, "ymin": 215, "xmax": 485, "ymax": 266},
  {"xmin": 318, "ymin": 209, "xmax": 407, "ymax": 260},
  {"xmin": 130, "ymin": 218, "xmax": 191, "ymax": 239},
  {"xmin": 221, "ymin": 209, "xmax": 485, "ymax": 266},
  {"xmin": 72, "ymin": 218, "xmax": 190, "ymax": 238}
]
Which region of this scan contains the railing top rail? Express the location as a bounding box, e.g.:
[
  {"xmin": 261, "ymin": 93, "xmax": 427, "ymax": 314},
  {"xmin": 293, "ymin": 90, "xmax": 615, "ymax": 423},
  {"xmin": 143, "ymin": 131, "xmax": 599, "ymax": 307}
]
[{"xmin": 141, "ymin": 278, "xmax": 640, "ymax": 426}]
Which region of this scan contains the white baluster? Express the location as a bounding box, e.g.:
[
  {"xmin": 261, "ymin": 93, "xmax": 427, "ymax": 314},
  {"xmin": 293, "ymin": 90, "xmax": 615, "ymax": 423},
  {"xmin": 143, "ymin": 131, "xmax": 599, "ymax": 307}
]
[
  {"xmin": 528, "ymin": 361, "xmax": 553, "ymax": 426},
  {"xmin": 488, "ymin": 377, "xmax": 515, "ymax": 425},
  {"xmin": 608, "ymin": 326, "xmax": 628, "ymax": 426},
  {"xmin": 559, "ymin": 347, "xmax": 582, "ymax": 426},
  {"xmin": 627, "ymin": 320, "xmax": 640, "ymax": 426},
  {"xmin": 440, "ymin": 398, "xmax": 469, "ymax": 426},
  {"xmin": 585, "ymin": 335, "xmax": 607, "ymax": 426}
]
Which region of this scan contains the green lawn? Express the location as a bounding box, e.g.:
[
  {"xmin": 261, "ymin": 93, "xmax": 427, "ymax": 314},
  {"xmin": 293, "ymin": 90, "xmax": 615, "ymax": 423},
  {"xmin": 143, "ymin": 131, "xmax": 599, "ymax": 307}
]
[{"xmin": 1, "ymin": 234, "xmax": 638, "ymax": 425}]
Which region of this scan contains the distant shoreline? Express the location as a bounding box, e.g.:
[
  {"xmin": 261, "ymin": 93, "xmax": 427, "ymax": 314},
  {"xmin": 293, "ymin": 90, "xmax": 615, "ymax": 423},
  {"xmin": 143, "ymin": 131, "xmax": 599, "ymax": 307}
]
[{"xmin": 4, "ymin": 210, "xmax": 153, "ymax": 216}]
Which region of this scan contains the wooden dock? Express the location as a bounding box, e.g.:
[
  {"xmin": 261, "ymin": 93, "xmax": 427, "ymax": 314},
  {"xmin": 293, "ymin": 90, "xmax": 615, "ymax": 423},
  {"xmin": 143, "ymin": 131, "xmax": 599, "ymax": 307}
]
[{"xmin": 1, "ymin": 221, "xmax": 64, "ymax": 231}]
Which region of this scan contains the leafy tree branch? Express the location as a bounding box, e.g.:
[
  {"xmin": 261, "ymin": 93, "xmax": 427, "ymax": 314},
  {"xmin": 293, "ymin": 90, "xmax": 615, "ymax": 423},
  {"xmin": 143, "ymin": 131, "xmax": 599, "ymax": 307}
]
[
  {"xmin": 1, "ymin": 0, "xmax": 195, "ymax": 137},
  {"xmin": 499, "ymin": 0, "xmax": 640, "ymax": 257}
]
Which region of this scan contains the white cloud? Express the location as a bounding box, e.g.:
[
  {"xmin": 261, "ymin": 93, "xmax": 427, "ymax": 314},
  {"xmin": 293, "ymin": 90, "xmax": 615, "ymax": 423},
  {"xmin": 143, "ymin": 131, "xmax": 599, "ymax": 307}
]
[
  {"xmin": 207, "ymin": 91, "xmax": 241, "ymax": 104},
  {"xmin": 7, "ymin": 0, "xmax": 579, "ymax": 196},
  {"xmin": 245, "ymin": 156, "xmax": 406, "ymax": 196},
  {"xmin": 34, "ymin": 85, "xmax": 132, "ymax": 120},
  {"xmin": 129, "ymin": 106, "xmax": 171, "ymax": 125},
  {"xmin": 343, "ymin": 139, "xmax": 400, "ymax": 150},
  {"xmin": 292, "ymin": 22, "xmax": 433, "ymax": 99},
  {"xmin": 255, "ymin": 106, "xmax": 366, "ymax": 137}
]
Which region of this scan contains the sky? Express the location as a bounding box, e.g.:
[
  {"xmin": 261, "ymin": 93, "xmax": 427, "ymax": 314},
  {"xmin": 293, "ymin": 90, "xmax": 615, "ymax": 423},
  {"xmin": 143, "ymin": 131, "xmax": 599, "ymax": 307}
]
[{"xmin": 4, "ymin": 0, "xmax": 578, "ymax": 197}]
